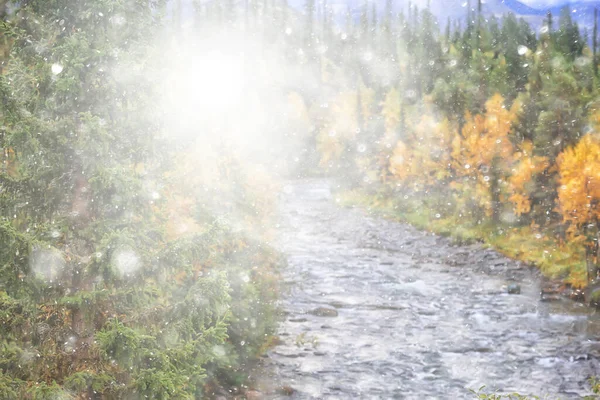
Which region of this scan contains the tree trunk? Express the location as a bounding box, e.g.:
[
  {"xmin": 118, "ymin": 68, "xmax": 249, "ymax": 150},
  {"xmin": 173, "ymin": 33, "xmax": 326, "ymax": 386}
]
[
  {"xmin": 586, "ymin": 244, "xmax": 597, "ymax": 284},
  {"xmin": 490, "ymin": 156, "xmax": 502, "ymax": 223},
  {"xmin": 585, "ymin": 221, "xmax": 600, "ymax": 284}
]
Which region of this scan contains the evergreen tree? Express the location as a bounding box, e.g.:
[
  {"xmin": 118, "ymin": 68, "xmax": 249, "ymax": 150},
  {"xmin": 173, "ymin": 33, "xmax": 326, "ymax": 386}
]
[
  {"xmin": 556, "ymin": 6, "xmax": 584, "ymax": 60},
  {"xmin": 305, "ymin": 0, "xmax": 315, "ymax": 47},
  {"xmin": 0, "ymin": 1, "xmax": 282, "ymax": 397},
  {"xmin": 594, "ymin": 8, "xmax": 598, "ymax": 77}
]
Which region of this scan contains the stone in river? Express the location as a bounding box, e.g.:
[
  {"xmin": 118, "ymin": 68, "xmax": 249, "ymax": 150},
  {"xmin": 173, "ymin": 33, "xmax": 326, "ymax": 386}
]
[
  {"xmin": 245, "ymin": 390, "xmax": 263, "ymax": 400},
  {"xmin": 308, "ymin": 307, "xmax": 339, "ymax": 317},
  {"xmin": 289, "ymin": 317, "xmax": 308, "ymax": 322},
  {"xmin": 507, "ymin": 283, "xmax": 521, "ymax": 294},
  {"xmin": 540, "ymin": 293, "xmax": 561, "ymax": 302},
  {"xmin": 278, "ymin": 386, "xmax": 296, "ymax": 396}
]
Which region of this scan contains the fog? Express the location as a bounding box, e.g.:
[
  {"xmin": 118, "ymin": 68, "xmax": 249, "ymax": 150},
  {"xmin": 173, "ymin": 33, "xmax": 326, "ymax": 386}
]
[{"xmin": 2, "ymin": 0, "xmax": 600, "ymax": 398}]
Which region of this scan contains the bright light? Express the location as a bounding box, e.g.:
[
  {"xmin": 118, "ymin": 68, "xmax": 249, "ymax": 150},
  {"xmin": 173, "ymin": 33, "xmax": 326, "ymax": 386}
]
[
  {"xmin": 161, "ymin": 40, "xmax": 246, "ymax": 139},
  {"xmin": 167, "ymin": 50, "xmax": 244, "ymax": 112},
  {"xmin": 155, "ymin": 28, "xmax": 307, "ymax": 177},
  {"xmin": 51, "ymin": 63, "xmax": 63, "ymax": 75}
]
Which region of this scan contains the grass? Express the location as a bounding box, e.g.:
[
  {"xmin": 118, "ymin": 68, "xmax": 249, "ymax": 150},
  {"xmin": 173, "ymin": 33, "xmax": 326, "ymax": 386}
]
[
  {"xmin": 340, "ymin": 189, "xmax": 588, "ymax": 289},
  {"xmin": 469, "ymin": 386, "xmax": 541, "ymax": 399}
]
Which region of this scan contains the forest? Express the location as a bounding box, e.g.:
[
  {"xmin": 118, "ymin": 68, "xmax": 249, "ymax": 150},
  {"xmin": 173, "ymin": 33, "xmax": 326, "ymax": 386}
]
[
  {"xmin": 1, "ymin": 0, "xmax": 600, "ymax": 398},
  {"xmin": 320, "ymin": 1, "xmax": 600, "ymax": 295},
  {"xmin": 321, "ymin": 1, "xmax": 600, "ymax": 295}
]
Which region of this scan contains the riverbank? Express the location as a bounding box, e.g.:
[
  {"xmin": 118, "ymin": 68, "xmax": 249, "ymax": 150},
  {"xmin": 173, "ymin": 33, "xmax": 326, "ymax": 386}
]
[
  {"xmin": 254, "ymin": 179, "xmax": 600, "ymax": 399},
  {"xmin": 339, "ymin": 187, "xmax": 589, "ymax": 295}
]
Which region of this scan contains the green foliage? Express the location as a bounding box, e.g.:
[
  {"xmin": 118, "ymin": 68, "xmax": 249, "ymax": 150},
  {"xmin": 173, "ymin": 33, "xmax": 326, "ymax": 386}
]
[
  {"xmin": 63, "ymin": 371, "xmax": 114, "ymax": 395},
  {"xmin": 26, "ymin": 381, "xmax": 72, "ymax": 400},
  {"xmin": 0, "ymin": 291, "xmax": 27, "ymax": 335},
  {"xmin": 0, "ymin": 370, "xmax": 22, "ymax": 400},
  {"xmin": 96, "ymin": 319, "xmax": 145, "ymax": 368},
  {"xmin": 0, "ymin": 0, "xmax": 281, "ymax": 397},
  {"xmin": 582, "ymin": 376, "xmax": 600, "ymax": 398},
  {"xmin": 133, "ymin": 369, "xmax": 193, "ymax": 400},
  {"xmin": 470, "ymin": 385, "xmax": 539, "ymax": 399}
]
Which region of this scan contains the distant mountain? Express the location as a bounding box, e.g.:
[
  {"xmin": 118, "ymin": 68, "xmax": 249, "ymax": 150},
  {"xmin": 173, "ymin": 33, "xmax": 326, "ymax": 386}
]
[
  {"xmin": 503, "ymin": 0, "xmax": 600, "ymax": 18},
  {"xmin": 181, "ymin": 0, "xmax": 600, "ymax": 31},
  {"xmin": 501, "ymin": 0, "xmax": 549, "ymax": 15},
  {"xmin": 327, "ymin": 0, "xmax": 600, "ymax": 31},
  {"xmin": 501, "ymin": 0, "xmax": 600, "ymax": 30}
]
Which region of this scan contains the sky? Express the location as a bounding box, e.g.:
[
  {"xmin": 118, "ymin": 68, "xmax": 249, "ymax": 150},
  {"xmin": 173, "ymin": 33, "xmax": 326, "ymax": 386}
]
[
  {"xmin": 521, "ymin": 0, "xmax": 596, "ymax": 4},
  {"xmin": 179, "ymin": 0, "xmax": 600, "ymax": 31}
]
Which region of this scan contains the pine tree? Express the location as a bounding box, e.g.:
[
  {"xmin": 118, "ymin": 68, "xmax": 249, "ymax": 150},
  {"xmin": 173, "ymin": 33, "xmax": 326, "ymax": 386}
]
[
  {"xmin": 305, "ymin": 0, "xmax": 315, "ymax": 50},
  {"xmin": 594, "ymin": 8, "xmax": 598, "ymax": 77},
  {"xmin": 475, "ymin": 0, "xmax": 482, "ymax": 50},
  {"xmin": 371, "ymin": 2, "xmax": 378, "ymax": 47},
  {"xmin": 0, "ymin": 1, "xmax": 282, "ymax": 397},
  {"xmin": 556, "ymin": 6, "xmax": 584, "ymax": 60},
  {"xmin": 360, "ymin": 0, "xmax": 369, "ymax": 47}
]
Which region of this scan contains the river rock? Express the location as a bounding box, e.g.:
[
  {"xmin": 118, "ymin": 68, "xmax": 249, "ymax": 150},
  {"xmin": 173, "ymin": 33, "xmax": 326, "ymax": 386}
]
[
  {"xmin": 540, "ymin": 294, "xmax": 561, "ymax": 302},
  {"xmin": 540, "ymin": 286, "xmax": 563, "ymax": 302},
  {"xmin": 586, "ymin": 285, "xmax": 600, "ymax": 306},
  {"xmin": 278, "ymin": 386, "xmax": 296, "ymax": 396},
  {"xmin": 569, "ymin": 289, "xmax": 585, "ymax": 302},
  {"xmin": 308, "ymin": 307, "xmax": 338, "ymax": 317},
  {"xmin": 507, "ymin": 283, "xmax": 521, "ymax": 294},
  {"xmin": 244, "ymin": 390, "xmax": 263, "ymax": 400},
  {"xmin": 289, "ymin": 317, "xmax": 308, "ymax": 322}
]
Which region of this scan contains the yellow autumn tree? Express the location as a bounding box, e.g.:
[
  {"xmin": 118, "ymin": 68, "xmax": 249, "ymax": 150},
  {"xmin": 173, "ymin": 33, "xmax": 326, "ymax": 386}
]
[
  {"xmin": 557, "ymin": 134, "xmax": 600, "ymax": 281},
  {"xmin": 557, "ymin": 134, "xmax": 600, "ymax": 227},
  {"xmin": 414, "ymin": 115, "xmax": 454, "ymax": 184},
  {"xmin": 508, "ymin": 141, "xmax": 549, "ymax": 217},
  {"xmin": 389, "ymin": 113, "xmax": 454, "ymax": 187},
  {"xmin": 452, "ymin": 93, "xmax": 520, "ymax": 220},
  {"xmin": 287, "ymin": 91, "xmax": 310, "ymax": 125},
  {"xmin": 381, "ymin": 87, "xmax": 402, "ymax": 139},
  {"xmin": 378, "ymin": 88, "xmax": 407, "ymax": 183},
  {"xmin": 359, "ymin": 83, "xmax": 376, "ymax": 124},
  {"xmin": 389, "ymin": 140, "xmax": 412, "ymax": 181},
  {"xmin": 316, "ymin": 90, "xmax": 359, "ymax": 167}
]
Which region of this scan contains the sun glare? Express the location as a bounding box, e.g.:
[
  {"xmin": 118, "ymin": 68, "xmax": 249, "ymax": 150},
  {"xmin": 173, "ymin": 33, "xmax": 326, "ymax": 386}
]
[{"xmin": 162, "ymin": 41, "xmax": 246, "ymax": 139}]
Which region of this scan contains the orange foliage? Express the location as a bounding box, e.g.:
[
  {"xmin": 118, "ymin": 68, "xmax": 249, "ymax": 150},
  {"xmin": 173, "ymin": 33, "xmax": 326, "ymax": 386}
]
[
  {"xmin": 287, "ymin": 92, "xmax": 310, "ymax": 124},
  {"xmin": 359, "ymin": 84, "xmax": 376, "ymax": 123},
  {"xmin": 557, "ymin": 134, "xmax": 600, "ymax": 230},
  {"xmin": 389, "ymin": 140, "xmax": 411, "ymax": 180},
  {"xmin": 388, "ymin": 115, "xmax": 454, "ymax": 185},
  {"xmin": 317, "ymin": 90, "xmax": 359, "ymax": 166},
  {"xmin": 164, "ymin": 192, "xmax": 202, "ymax": 240},
  {"xmin": 452, "ymin": 94, "xmax": 519, "ymax": 175},
  {"xmin": 451, "ymin": 94, "xmax": 520, "ymax": 215},
  {"xmin": 508, "ymin": 141, "xmax": 549, "ymax": 216},
  {"xmin": 381, "ymin": 87, "xmax": 401, "ymax": 136},
  {"xmin": 3, "ymin": 147, "xmax": 19, "ymax": 177}
]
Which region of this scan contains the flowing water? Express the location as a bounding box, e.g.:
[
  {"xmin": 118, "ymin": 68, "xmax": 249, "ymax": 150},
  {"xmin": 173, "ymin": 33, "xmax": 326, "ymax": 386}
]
[{"xmin": 257, "ymin": 179, "xmax": 600, "ymax": 399}]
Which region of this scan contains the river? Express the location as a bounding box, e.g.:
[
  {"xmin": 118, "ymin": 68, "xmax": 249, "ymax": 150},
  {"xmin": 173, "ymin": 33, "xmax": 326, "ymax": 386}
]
[{"xmin": 256, "ymin": 179, "xmax": 600, "ymax": 399}]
